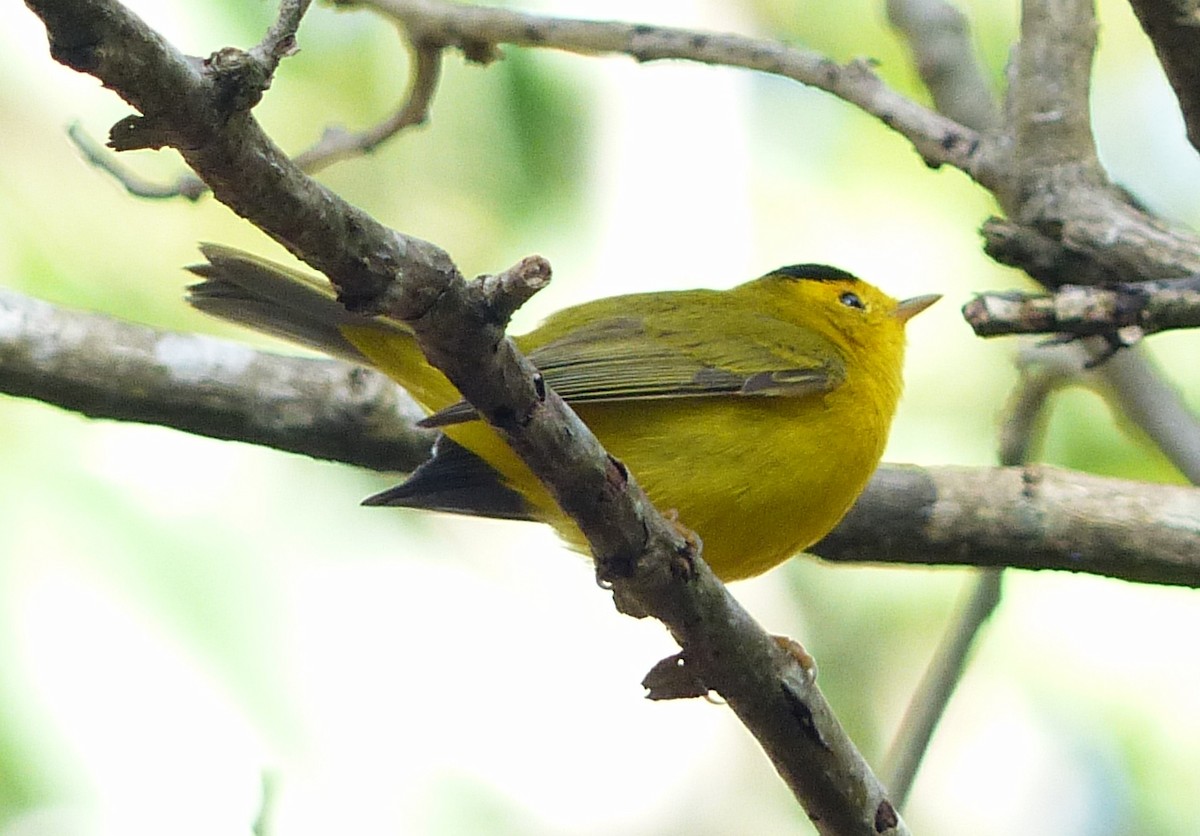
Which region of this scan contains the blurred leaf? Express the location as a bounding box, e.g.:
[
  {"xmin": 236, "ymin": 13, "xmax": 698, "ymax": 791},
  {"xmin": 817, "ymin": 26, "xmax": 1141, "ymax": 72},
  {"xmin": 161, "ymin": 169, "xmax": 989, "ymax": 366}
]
[{"xmin": 492, "ymin": 50, "xmax": 591, "ymax": 224}]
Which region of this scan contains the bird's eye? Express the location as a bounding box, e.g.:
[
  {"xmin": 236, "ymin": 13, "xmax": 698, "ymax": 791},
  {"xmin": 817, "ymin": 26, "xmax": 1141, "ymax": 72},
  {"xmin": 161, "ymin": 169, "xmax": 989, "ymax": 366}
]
[{"xmin": 839, "ymin": 291, "xmax": 865, "ymax": 310}]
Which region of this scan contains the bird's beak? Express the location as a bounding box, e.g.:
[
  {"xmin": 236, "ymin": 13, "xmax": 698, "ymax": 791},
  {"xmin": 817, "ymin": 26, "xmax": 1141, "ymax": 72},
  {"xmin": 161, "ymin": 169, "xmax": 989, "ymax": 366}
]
[{"xmin": 893, "ymin": 293, "xmax": 941, "ymax": 323}]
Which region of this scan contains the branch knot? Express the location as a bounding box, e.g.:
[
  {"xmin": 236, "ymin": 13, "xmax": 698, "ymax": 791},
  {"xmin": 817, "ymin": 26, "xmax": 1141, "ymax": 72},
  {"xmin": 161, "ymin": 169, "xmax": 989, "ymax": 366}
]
[{"xmin": 204, "ymin": 47, "xmax": 274, "ymax": 114}]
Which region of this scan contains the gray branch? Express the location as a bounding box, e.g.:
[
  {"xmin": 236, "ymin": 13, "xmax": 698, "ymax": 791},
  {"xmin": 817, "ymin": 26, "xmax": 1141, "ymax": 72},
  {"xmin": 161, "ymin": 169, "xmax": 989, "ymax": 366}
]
[
  {"xmin": 996, "ymin": 0, "xmax": 1200, "ymax": 519},
  {"xmin": 813, "ymin": 463, "xmax": 1200, "ymax": 586},
  {"xmin": 882, "ymin": 1, "xmax": 1005, "ymax": 806},
  {"xmin": 962, "ymin": 274, "xmax": 1200, "ymax": 342},
  {"xmin": 348, "ymin": 0, "xmax": 999, "ymax": 187},
  {"xmin": 250, "ymin": 0, "xmax": 313, "ymax": 70},
  {"xmin": 290, "ymin": 38, "xmax": 443, "ymax": 174},
  {"xmin": 3, "ymin": 287, "xmax": 1198, "ymax": 588},
  {"xmin": 987, "ymin": 0, "xmax": 1200, "ymax": 286},
  {"xmin": 1098, "ymin": 346, "xmax": 1200, "ymax": 484},
  {"xmin": 67, "ymin": 23, "xmax": 441, "ymax": 199},
  {"xmin": 0, "ymin": 286, "xmax": 433, "ymax": 471},
  {"xmin": 886, "ymin": 0, "xmax": 1002, "ymax": 131}
]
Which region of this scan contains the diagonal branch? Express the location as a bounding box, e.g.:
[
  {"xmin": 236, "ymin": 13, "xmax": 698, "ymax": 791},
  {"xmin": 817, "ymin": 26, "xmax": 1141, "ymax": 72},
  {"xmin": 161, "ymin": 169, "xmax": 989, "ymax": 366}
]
[
  {"xmin": 882, "ymin": 2, "xmax": 1005, "ymax": 806},
  {"xmin": 882, "ymin": 568, "xmax": 1002, "ymax": 804},
  {"xmin": 22, "ymin": 2, "xmax": 908, "ymax": 830},
  {"xmin": 68, "ymin": 121, "xmax": 208, "ymax": 200},
  {"xmin": 1125, "ymin": 0, "xmax": 1200, "ymax": 154},
  {"xmin": 886, "ymin": 0, "xmax": 1002, "ymax": 132},
  {"xmin": 1098, "ymin": 346, "xmax": 1200, "ymax": 484}
]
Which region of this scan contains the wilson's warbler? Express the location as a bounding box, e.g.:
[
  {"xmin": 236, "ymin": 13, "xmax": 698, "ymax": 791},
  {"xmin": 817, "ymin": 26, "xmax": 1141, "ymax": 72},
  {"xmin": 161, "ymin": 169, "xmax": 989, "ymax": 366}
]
[{"xmin": 188, "ymin": 246, "xmax": 937, "ymax": 580}]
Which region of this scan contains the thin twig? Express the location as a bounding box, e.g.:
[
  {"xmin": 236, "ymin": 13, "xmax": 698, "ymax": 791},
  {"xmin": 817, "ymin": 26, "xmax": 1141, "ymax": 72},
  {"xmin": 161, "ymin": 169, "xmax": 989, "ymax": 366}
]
[
  {"xmin": 962, "ymin": 274, "xmax": 1200, "ymax": 343},
  {"xmin": 880, "ymin": 317, "xmax": 1076, "ymax": 806},
  {"xmin": 886, "ymin": 0, "xmax": 1001, "ymax": 131},
  {"xmin": 882, "ymin": 568, "xmax": 1003, "ymax": 805},
  {"xmin": 998, "ymin": 342, "xmax": 1080, "ymax": 463},
  {"xmin": 65, "ymin": 0, "xmax": 316, "ymax": 201},
  {"xmin": 1097, "ymin": 346, "xmax": 1200, "ymax": 485},
  {"xmin": 68, "ymin": 2, "xmax": 435, "ymax": 198},
  {"xmin": 68, "ymin": 121, "xmax": 207, "ymax": 200},
  {"xmin": 349, "ymin": 0, "xmax": 998, "ymax": 186},
  {"xmin": 291, "ymin": 39, "xmax": 443, "ymax": 173},
  {"xmin": 249, "ymin": 0, "xmax": 314, "ymax": 70}
]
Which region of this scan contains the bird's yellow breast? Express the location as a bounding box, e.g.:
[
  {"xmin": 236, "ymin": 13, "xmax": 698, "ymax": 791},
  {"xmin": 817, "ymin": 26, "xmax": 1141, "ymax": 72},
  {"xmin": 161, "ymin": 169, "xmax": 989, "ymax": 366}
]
[{"xmin": 569, "ymin": 371, "xmax": 894, "ymax": 579}]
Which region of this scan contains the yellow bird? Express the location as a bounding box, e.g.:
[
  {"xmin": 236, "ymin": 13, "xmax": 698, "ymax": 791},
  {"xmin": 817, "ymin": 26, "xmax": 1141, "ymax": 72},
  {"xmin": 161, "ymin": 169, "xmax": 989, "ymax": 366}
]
[{"xmin": 188, "ymin": 246, "xmax": 937, "ymax": 581}]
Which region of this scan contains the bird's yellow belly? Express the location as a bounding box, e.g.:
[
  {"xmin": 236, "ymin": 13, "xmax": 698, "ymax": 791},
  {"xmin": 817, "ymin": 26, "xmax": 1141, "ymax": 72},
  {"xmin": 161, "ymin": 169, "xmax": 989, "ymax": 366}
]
[{"xmin": 568, "ymin": 391, "xmax": 887, "ymax": 580}]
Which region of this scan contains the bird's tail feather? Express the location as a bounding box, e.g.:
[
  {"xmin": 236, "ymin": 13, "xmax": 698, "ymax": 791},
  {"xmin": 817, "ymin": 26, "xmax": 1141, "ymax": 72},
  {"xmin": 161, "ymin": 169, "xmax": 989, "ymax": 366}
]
[{"xmin": 186, "ymin": 244, "xmax": 406, "ymax": 363}]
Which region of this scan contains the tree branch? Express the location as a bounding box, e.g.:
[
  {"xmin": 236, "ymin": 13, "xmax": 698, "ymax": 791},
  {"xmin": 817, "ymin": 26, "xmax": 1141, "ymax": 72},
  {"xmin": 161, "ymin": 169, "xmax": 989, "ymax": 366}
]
[
  {"xmin": 290, "ymin": 38, "xmax": 443, "ymax": 173},
  {"xmin": 68, "ymin": 121, "xmax": 208, "ymax": 200},
  {"xmin": 886, "ymin": 0, "xmax": 1001, "ymax": 131},
  {"xmin": 0, "ymin": 286, "xmax": 433, "ymax": 471},
  {"xmin": 67, "ymin": 21, "xmax": 441, "ymax": 198},
  {"xmin": 998, "ymin": 343, "xmax": 1079, "ymax": 463},
  {"xmin": 812, "ymin": 463, "xmax": 1200, "ymax": 586},
  {"xmin": 251, "ymin": 0, "xmax": 313, "ymax": 71},
  {"xmin": 22, "ymin": 0, "xmax": 1200, "ymax": 826},
  {"xmin": 962, "ymin": 273, "xmax": 1200, "ymax": 343},
  {"xmin": 1011, "ymin": 0, "xmax": 1099, "ymax": 173},
  {"xmin": 882, "ymin": 568, "xmax": 1002, "ymax": 804},
  {"xmin": 343, "ymin": 0, "xmax": 999, "ymax": 187},
  {"xmin": 991, "ymin": 0, "xmax": 1200, "ymax": 547},
  {"xmin": 23, "ymin": 1, "xmax": 908, "ymax": 830},
  {"xmin": 1125, "ymin": 0, "xmax": 1200, "ymax": 154},
  {"xmin": 987, "ymin": 0, "xmax": 1200, "ymax": 285},
  {"xmin": 1098, "ymin": 346, "xmax": 1200, "ymax": 484},
  {"xmin": 323, "ymin": 0, "xmax": 1200, "ymax": 292}
]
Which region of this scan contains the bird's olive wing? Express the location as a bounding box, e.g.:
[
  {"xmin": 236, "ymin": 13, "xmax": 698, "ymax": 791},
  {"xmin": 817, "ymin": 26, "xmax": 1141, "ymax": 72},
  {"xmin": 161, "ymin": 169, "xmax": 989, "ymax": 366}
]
[{"xmin": 420, "ymin": 310, "xmax": 846, "ymax": 428}]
